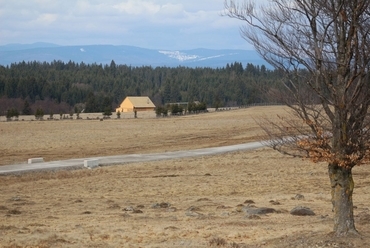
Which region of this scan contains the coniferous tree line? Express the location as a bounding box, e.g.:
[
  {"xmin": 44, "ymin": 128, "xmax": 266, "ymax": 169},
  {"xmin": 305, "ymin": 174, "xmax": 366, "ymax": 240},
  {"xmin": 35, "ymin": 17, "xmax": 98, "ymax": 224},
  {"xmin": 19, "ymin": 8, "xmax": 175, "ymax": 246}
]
[{"xmin": 0, "ymin": 60, "xmax": 281, "ymax": 115}]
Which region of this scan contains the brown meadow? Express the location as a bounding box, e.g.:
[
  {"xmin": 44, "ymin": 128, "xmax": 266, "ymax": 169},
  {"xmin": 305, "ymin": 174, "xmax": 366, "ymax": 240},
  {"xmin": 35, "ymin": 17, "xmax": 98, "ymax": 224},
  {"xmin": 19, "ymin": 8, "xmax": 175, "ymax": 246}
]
[{"xmin": 0, "ymin": 106, "xmax": 369, "ymax": 247}]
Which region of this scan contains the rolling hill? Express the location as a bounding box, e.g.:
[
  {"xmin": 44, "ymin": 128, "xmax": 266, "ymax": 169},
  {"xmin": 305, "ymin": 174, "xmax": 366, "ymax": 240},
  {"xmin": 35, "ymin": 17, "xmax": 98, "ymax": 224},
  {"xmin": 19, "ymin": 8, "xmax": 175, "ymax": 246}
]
[{"xmin": 0, "ymin": 43, "xmax": 267, "ymax": 68}]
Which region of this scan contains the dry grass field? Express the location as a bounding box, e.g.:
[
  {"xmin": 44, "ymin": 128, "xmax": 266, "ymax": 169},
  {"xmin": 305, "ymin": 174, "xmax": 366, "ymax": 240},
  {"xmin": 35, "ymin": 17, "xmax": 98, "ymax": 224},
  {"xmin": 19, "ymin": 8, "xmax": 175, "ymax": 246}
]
[{"xmin": 0, "ymin": 106, "xmax": 370, "ymax": 247}]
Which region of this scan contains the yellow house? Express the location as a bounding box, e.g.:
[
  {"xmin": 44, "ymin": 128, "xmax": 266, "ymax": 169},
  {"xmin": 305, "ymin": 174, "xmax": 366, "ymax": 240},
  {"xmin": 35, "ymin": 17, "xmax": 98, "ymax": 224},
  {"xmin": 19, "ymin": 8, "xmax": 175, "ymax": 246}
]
[{"xmin": 116, "ymin": 96, "xmax": 156, "ymax": 113}]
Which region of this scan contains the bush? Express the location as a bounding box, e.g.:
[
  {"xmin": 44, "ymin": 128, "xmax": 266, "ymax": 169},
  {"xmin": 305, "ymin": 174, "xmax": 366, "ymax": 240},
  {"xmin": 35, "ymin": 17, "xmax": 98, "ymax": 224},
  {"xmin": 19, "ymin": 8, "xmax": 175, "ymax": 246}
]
[
  {"xmin": 6, "ymin": 108, "xmax": 19, "ymax": 120},
  {"xmin": 35, "ymin": 108, "xmax": 44, "ymax": 120},
  {"xmin": 103, "ymin": 107, "xmax": 112, "ymax": 118},
  {"xmin": 170, "ymin": 104, "xmax": 183, "ymax": 115},
  {"xmin": 155, "ymin": 106, "xmax": 163, "ymax": 117},
  {"xmin": 155, "ymin": 106, "xmax": 168, "ymax": 117},
  {"xmin": 188, "ymin": 101, "xmax": 207, "ymax": 114}
]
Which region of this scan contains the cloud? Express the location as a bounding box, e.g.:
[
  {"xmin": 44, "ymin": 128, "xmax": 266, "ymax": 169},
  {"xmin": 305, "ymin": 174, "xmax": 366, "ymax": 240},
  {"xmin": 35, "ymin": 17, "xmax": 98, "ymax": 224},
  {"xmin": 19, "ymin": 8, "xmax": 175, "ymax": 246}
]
[
  {"xmin": 157, "ymin": 3, "xmax": 184, "ymax": 16},
  {"xmin": 0, "ymin": 0, "xmax": 251, "ymax": 50},
  {"xmin": 34, "ymin": 13, "xmax": 58, "ymax": 25},
  {"xmin": 113, "ymin": 0, "xmax": 161, "ymax": 15}
]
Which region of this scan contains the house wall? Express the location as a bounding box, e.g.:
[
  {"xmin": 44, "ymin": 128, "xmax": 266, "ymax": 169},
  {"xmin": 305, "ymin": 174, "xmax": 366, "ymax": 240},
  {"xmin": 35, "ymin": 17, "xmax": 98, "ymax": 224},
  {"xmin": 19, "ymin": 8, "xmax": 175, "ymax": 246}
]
[
  {"xmin": 115, "ymin": 107, "xmax": 131, "ymax": 113},
  {"xmin": 116, "ymin": 107, "xmax": 155, "ymax": 112},
  {"xmin": 115, "ymin": 98, "xmax": 133, "ymax": 112},
  {"xmin": 135, "ymin": 107, "xmax": 156, "ymax": 112},
  {"xmin": 115, "ymin": 97, "xmax": 156, "ymax": 113}
]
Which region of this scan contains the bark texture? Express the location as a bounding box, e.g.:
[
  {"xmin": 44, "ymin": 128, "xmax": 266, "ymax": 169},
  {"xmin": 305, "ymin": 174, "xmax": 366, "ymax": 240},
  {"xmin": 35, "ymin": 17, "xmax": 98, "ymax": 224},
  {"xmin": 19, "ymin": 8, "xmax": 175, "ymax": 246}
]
[{"xmin": 328, "ymin": 163, "xmax": 357, "ymax": 236}]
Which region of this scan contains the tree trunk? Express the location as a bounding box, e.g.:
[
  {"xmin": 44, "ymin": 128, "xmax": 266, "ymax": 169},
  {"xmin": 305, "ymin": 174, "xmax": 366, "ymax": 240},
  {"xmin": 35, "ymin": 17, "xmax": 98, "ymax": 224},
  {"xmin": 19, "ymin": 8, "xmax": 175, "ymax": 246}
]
[{"xmin": 328, "ymin": 163, "xmax": 358, "ymax": 236}]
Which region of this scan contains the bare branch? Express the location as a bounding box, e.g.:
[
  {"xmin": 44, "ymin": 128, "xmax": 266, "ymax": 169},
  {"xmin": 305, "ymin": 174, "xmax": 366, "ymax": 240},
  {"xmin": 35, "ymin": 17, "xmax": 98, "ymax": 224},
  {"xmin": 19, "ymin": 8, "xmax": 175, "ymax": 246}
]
[{"xmin": 224, "ymin": 0, "xmax": 370, "ymax": 170}]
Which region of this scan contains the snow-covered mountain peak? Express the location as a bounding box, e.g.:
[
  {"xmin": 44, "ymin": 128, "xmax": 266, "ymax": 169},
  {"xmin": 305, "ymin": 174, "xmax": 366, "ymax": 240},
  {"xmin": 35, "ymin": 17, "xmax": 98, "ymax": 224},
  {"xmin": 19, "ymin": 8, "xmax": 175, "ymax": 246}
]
[
  {"xmin": 158, "ymin": 50, "xmax": 199, "ymax": 61},
  {"xmin": 0, "ymin": 43, "xmax": 265, "ymax": 68}
]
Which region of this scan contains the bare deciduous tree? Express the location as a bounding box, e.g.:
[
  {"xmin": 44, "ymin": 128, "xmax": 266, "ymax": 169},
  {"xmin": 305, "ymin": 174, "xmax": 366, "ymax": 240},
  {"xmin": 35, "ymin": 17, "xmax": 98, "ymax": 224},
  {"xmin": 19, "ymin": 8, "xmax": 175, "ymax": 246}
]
[{"xmin": 224, "ymin": 0, "xmax": 370, "ymax": 236}]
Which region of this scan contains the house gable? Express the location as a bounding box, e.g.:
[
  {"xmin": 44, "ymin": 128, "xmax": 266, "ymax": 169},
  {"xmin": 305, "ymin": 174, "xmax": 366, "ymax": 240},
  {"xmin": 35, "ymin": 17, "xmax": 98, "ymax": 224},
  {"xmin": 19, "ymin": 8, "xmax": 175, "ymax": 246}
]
[{"xmin": 116, "ymin": 96, "xmax": 156, "ymax": 112}]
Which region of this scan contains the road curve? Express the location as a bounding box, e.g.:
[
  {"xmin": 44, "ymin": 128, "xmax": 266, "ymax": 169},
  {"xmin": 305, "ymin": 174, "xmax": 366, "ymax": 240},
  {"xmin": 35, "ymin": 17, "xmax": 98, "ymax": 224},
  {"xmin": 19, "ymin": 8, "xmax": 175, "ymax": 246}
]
[{"xmin": 0, "ymin": 141, "xmax": 265, "ymax": 175}]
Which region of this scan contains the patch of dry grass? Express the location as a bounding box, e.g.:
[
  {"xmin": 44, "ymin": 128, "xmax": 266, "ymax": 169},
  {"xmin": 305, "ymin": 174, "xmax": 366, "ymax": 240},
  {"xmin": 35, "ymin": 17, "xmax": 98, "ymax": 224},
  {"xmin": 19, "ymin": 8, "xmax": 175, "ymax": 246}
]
[
  {"xmin": 0, "ymin": 107, "xmax": 283, "ymax": 165},
  {"xmin": 0, "ymin": 106, "xmax": 369, "ymax": 247}
]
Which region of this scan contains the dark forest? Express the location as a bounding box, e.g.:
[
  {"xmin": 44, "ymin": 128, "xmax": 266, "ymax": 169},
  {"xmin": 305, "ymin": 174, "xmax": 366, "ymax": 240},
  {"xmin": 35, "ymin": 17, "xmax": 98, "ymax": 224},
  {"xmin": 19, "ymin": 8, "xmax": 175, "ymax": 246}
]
[{"xmin": 0, "ymin": 60, "xmax": 280, "ymax": 115}]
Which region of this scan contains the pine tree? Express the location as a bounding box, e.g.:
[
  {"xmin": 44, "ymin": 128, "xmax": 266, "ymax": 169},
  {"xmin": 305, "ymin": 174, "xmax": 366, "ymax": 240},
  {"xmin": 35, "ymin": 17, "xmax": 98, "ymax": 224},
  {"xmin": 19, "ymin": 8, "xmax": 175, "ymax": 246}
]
[{"xmin": 22, "ymin": 100, "xmax": 32, "ymax": 115}]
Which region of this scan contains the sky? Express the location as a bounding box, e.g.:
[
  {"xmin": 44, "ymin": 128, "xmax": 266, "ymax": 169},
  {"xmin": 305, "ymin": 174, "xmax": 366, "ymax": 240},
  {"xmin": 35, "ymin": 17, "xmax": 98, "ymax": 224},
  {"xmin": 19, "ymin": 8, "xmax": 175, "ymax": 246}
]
[{"xmin": 0, "ymin": 0, "xmax": 255, "ymax": 50}]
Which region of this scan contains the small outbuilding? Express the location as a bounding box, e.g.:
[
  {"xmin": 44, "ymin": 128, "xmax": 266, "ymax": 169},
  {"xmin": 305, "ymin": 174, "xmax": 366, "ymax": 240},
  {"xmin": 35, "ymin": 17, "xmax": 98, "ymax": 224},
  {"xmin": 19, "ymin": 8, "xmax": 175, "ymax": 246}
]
[{"xmin": 116, "ymin": 96, "xmax": 156, "ymax": 113}]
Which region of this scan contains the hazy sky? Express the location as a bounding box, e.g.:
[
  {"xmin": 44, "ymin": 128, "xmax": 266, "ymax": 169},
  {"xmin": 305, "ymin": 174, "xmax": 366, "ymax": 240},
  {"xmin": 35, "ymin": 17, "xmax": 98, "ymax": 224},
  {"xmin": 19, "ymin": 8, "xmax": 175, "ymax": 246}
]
[{"xmin": 0, "ymin": 0, "xmax": 254, "ymax": 50}]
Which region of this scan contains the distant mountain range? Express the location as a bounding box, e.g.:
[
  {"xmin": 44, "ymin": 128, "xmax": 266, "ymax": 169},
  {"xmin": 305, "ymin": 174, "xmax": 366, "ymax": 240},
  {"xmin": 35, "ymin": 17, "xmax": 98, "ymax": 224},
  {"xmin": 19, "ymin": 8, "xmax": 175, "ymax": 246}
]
[{"xmin": 0, "ymin": 42, "xmax": 268, "ymax": 68}]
